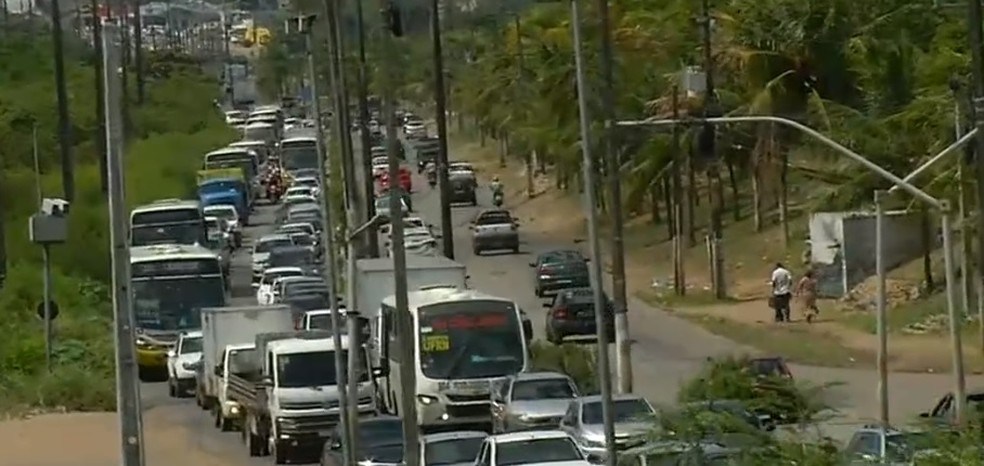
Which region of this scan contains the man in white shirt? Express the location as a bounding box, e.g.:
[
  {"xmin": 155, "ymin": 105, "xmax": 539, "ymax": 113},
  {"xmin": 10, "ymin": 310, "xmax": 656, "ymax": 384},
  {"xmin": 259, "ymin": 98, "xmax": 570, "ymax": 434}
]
[{"xmin": 771, "ymin": 262, "xmax": 793, "ymax": 322}]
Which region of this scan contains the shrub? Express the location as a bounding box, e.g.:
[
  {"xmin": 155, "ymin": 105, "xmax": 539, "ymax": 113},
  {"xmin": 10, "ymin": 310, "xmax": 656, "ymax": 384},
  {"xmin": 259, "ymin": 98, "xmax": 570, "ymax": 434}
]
[
  {"xmin": 677, "ymin": 356, "xmax": 833, "ymax": 424},
  {"xmin": 529, "ymin": 341, "xmax": 598, "ymax": 394}
]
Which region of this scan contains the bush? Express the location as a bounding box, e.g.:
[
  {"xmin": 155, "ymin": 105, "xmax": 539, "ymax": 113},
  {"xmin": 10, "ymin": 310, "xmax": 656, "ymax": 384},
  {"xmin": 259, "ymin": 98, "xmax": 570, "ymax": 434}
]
[
  {"xmin": 677, "ymin": 355, "xmax": 832, "ymax": 424},
  {"xmin": 0, "ymin": 40, "xmax": 235, "ymax": 413},
  {"xmin": 529, "ymin": 341, "xmax": 598, "ymax": 394}
]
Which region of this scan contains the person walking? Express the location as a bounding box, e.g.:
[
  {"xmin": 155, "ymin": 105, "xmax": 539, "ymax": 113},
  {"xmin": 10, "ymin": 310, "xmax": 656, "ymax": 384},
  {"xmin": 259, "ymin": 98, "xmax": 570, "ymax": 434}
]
[
  {"xmin": 796, "ymin": 270, "xmax": 820, "ymax": 323},
  {"xmin": 770, "ymin": 262, "xmax": 793, "ymax": 322}
]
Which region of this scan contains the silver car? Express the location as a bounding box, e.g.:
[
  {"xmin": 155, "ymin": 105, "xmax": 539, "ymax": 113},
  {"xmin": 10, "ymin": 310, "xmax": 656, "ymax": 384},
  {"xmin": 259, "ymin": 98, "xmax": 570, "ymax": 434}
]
[
  {"xmin": 490, "ymin": 372, "xmax": 579, "ymax": 433},
  {"xmin": 471, "ymin": 209, "xmax": 520, "ymax": 255},
  {"xmin": 560, "ymin": 394, "xmax": 656, "ymax": 458},
  {"xmin": 419, "ymin": 431, "xmax": 487, "ymax": 466}
]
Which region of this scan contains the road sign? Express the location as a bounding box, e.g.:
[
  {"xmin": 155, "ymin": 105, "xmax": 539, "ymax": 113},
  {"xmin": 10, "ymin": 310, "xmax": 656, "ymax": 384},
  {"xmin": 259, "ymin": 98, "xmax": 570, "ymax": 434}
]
[{"xmin": 36, "ymin": 300, "xmax": 59, "ymax": 321}]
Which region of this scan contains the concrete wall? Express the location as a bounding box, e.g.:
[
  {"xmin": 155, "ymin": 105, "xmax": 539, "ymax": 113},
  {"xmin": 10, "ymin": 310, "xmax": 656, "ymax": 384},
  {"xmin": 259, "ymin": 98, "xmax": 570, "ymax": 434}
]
[{"xmin": 809, "ymin": 211, "xmax": 928, "ymax": 297}]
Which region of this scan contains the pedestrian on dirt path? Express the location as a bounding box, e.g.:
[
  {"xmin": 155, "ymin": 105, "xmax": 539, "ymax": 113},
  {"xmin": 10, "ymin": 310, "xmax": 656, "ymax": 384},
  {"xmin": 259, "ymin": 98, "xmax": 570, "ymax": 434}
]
[
  {"xmin": 796, "ymin": 270, "xmax": 820, "ymax": 323},
  {"xmin": 770, "ymin": 262, "xmax": 793, "ymax": 322}
]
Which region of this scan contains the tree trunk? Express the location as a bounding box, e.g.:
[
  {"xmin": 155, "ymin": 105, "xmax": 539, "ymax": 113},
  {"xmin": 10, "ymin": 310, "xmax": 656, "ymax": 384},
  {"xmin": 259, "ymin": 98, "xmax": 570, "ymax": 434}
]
[
  {"xmin": 705, "ymin": 171, "xmax": 714, "ymax": 206},
  {"xmin": 779, "ymin": 145, "xmax": 790, "ymax": 248},
  {"xmin": 686, "ymin": 155, "xmax": 696, "ymax": 246},
  {"xmin": 690, "ymin": 158, "xmax": 700, "ymax": 207},
  {"xmin": 0, "ymin": 175, "xmax": 6, "ymax": 289},
  {"xmin": 650, "ymin": 181, "xmax": 661, "ymax": 224},
  {"xmin": 751, "ymin": 152, "xmax": 762, "ymax": 232},
  {"xmin": 663, "ymin": 177, "xmax": 674, "ymax": 240},
  {"xmin": 726, "ymin": 155, "xmax": 740, "ymax": 222},
  {"xmin": 920, "ymin": 206, "xmax": 935, "ymax": 292}
]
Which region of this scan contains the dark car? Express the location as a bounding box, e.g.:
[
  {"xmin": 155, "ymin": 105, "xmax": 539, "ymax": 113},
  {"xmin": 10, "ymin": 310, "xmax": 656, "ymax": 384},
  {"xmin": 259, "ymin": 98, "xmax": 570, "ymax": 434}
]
[
  {"xmin": 544, "ymin": 287, "xmax": 614, "ymax": 344},
  {"xmin": 448, "ymin": 171, "xmax": 477, "ymax": 205},
  {"xmin": 530, "ymin": 250, "xmax": 591, "ymax": 297},
  {"xmin": 321, "ymin": 416, "xmax": 404, "ymax": 466},
  {"xmin": 285, "ymin": 292, "xmax": 333, "ymax": 323},
  {"xmin": 268, "ymin": 245, "xmax": 320, "ymax": 273}
]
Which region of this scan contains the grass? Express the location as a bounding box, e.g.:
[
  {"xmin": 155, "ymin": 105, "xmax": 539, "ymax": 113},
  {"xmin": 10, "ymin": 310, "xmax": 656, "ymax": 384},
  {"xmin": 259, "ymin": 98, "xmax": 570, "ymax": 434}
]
[{"xmin": 677, "ymin": 313, "xmax": 876, "ymax": 368}]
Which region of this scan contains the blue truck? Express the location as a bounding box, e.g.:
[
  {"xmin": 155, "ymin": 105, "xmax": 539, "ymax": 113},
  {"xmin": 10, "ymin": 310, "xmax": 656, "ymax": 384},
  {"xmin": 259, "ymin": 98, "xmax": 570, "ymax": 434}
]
[{"xmin": 197, "ymin": 171, "xmax": 250, "ymax": 225}]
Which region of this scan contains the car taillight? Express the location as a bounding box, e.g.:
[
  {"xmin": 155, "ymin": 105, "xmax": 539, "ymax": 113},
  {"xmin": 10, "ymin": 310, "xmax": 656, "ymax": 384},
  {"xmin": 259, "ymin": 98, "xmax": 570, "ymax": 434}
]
[{"xmin": 554, "ymin": 308, "xmax": 568, "ymax": 319}]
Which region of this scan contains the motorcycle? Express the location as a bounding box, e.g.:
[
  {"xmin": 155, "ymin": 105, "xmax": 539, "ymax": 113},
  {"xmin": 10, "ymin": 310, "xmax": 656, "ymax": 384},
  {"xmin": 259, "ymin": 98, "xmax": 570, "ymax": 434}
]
[
  {"xmin": 427, "ymin": 170, "xmax": 437, "ymax": 187},
  {"xmin": 492, "ymin": 189, "xmax": 504, "ymax": 207}
]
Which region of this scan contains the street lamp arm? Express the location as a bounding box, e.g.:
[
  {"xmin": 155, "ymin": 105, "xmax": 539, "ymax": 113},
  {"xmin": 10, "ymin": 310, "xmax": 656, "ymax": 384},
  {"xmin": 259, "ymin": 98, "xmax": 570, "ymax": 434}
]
[{"xmin": 616, "ymin": 114, "xmax": 942, "ymax": 209}]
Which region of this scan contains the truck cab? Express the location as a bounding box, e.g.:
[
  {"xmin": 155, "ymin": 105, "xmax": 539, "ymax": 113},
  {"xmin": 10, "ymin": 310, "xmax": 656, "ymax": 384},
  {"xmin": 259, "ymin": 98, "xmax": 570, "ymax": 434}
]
[
  {"xmin": 198, "ymin": 175, "xmax": 250, "ymax": 223},
  {"xmin": 213, "ymin": 342, "xmax": 256, "ymax": 430},
  {"xmin": 234, "ymin": 332, "xmax": 382, "ymax": 464}
]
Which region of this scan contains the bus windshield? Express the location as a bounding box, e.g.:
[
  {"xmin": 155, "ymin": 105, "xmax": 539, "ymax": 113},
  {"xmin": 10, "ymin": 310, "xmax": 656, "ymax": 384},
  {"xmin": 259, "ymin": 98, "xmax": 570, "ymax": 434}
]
[
  {"xmin": 132, "ymin": 277, "xmax": 226, "ymax": 331},
  {"xmin": 131, "ymin": 224, "xmax": 206, "ymax": 246},
  {"xmin": 417, "ymin": 301, "xmax": 525, "ymax": 380},
  {"xmin": 281, "ymin": 144, "xmax": 319, "ymax": 171}
]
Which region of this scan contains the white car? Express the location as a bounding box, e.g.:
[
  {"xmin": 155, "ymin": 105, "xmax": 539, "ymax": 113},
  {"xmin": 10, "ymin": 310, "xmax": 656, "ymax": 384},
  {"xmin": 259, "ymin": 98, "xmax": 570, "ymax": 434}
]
[
  {"xmin": 372, "ymin": 155, "xmax": 389, "ymax": 178},
  {"xmin": 255, "ymin": 266, "xmax": 305, "ymax": 304},
  {"xmin": 300, "ymin": 308, "xmax": 349, "ymax": 331},
  {"xmin": 380, "ymin": 216, "xmax": 426, "ymax": 236},
  {"xmin": 420, "ymin": 431, "xmax": 487, "ymax": 466},
  {"xmin": 283, "ymin": 194, "xmax": 318, "ymax": 207},
  {"xmin": 285, "ymin": 185, "xmax": 314, "ymax": 199},
  {"xmin": 251, "ymin": 233, "xmax": 294, "ymax": 282},
  {"xmin": 292, "ymin": 176, "xmax": 322, "ymax": 196},
  {"xmin": 404, "ymin": 121, "xmax": 426, "ymax": 138},
  {"xmin": 166, "ymin": 330, "xmax": 203, "ymax": 398},
  {"xmin": 475, "ymin": 430, "xmax": 595, "ymax": 466}
]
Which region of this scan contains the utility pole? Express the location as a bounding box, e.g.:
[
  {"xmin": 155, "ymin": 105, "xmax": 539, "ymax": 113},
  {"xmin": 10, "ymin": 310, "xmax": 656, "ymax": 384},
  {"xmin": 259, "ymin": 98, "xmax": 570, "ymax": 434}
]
[
  {"xmin": 595, "ymin": 0, "xmax": 631, "ymax": 393},
  {"xmin": 430, "ymin": 0, "xmax": 454, "ymax": 259},
  {"xmin": 295, "ymin": 13, "xmax": 355, "ymax": 465},
  {"xmin": 52, "ymin": 0, "xmax": 76, "ymax": 201},
  {"xmin": 671, "ymin": 85, "xmax": 685, "ymax": 296},
  {"xmin": 571, "ymin": 0, "xmax": 616, "ymax": 464},
  {"xmin": 92, "ymin": 0, "xmax": 107, "ymax": 193},
  {"xmin": 967, "ymin": 0, "xmax": 984, "ymax": 371},
  {"xmin": 353, "ymin": 0, "xmax": 378, "ymax": 256},
  {"xmin": 102, "ymin": 20, "xmax": 147, "ymax": 466},
  {"xmin": 698, "ymin": 0, "xmax": 725, "ymax": 298},
  {"xmin": 326, "ymin": 0, "xmax": 360, "ymax": 242},
  {"xmin": 132, "ymin": 0, "xmax": 144, "ymax": 104},
  {"xmin": 381, "ymin": 2, "xmax": 421, "ymax": 465}
]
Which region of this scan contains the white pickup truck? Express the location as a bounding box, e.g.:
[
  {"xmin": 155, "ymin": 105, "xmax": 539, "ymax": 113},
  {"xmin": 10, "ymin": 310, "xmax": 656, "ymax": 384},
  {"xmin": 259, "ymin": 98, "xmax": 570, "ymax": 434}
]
[{"xmin": 196, "ymin": 305, "xmax": 294, "ymax": 431}]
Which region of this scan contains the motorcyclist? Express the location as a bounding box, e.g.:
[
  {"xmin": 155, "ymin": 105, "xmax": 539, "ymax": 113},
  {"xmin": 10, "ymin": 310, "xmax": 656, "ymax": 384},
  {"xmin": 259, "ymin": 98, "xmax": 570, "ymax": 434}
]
[
  {"xmin": 426, "ymin": 162, "xmax": 437, "ymax": 185},
  {"xmin": 490, "ymin": 176, "xmax": 503, "ymax": 196}
]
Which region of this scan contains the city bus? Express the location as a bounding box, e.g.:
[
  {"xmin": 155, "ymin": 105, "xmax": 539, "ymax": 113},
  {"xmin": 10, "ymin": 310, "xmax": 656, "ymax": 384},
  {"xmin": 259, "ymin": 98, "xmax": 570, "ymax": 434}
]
[
  {"xmin": 130, "ymin": 199, "xmax": 207, "ymax": 246},
  {"xmin": 131, "ymin": 244, "xmax": 227, "ymax": 379},
  {"xmin": 373, "ymin": 287, "xmax": 531, "ymax": 430},
  {"xmin": 280, "ymin": 136, "xmax": 320, "ymax": 173}
]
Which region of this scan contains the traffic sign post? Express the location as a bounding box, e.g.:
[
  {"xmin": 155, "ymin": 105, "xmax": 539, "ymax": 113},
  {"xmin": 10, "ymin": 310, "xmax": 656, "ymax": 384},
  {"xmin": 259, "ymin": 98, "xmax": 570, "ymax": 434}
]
[{"xmin": 29, "ymin": 206, "xmax": 69, "ymax": 374}]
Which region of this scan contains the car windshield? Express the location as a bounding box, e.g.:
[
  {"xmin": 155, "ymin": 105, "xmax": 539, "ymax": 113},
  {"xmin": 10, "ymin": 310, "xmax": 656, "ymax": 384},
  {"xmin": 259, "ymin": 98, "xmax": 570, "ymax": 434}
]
[
  {"xmin": 205, "ymin": 207, "xmax": 237, "ymax": 221},
  {"xmin": 179, "ymin": 336, "xmax": 203, "ymax": 354},
  {"xmin": 255, "ymin": 238, "xmax": 293, "ymax": 254},
  {"xmin": 262, "ymin": 269, "xmax": 302, "ymax": 285},
  {"xmin": 228, "ymin": 348, "xmax": 256, "ymax": 374},
  {"xmin": 512, "ymin": 379, "xmax": 575, "ymax": 401},
  {"xmin": 373, "ymin": 156, "xmax": 388, "ymax": 166},
  {"xmin": 424, "ymin": 437, "xmax": 485, "ymax": 466},
  {"xmin": 417, "ymin": 302, "xmax": 525, "ymax": 379},
  {"xmin": 496, "ymin": 438, "xmax": 583, "ymax": 466},
  {"xmin": 476, "ymin": 212, "xmax": 511, "ymax": 225},
  {"xmin": 276, "ymin": 350, "xmax": 346, "ymax": 387},
  {"xmin": 291, "ymin": 235, "xmax": 314, "ymax": 246},
  {"xmin": 357, "ymin": 442, "xmax": 403, "ymax": 463},
  {"xmin": 270, "ymin": 249, "xmax": 315, "ymax": 267},
  {"xmin": 131, "ymin": 224, "xmax": 206, "ymax": 246},
  {"xmin": 286, "ymin": 294, "xmax": 332, "ymax": 312},
  {"xmin": 583, "ymin": 399, "xmax": 652, "ymax": 424},
  {"xmin": 359, "ymin": 419, "xmax": 404, "ymax": 446},
  {"xmin": 307, "ymin": 313, "xmax": 348, "ymax": 332}
]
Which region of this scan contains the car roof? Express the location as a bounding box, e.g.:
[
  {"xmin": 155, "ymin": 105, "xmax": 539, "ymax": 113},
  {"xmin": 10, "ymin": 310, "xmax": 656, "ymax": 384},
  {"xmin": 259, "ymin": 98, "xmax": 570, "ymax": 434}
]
[
  {"xmin": 258, "ymin": 234, "xmax": 292, "ymax": 242},
  {"xmin": 511, "ymin": 371, "xmax": 574, "ymax": 382},
  {"xmin": 490, "ymin": 430, "xmax": 572, "ymax": 443},
  {"xmin": 576, "ymin": 394, "xmax": 649, "ymax": 405},
  {"xmin": 270, "ymin": 245, "xmax": 312, "ymax": 254},
  {"xmin": 422, "ymin": 431, "xmax": 488, "ymax": 444},
  {"xmin": 263, "ymin": 266, "xmax": 304, "ymax": 275}
]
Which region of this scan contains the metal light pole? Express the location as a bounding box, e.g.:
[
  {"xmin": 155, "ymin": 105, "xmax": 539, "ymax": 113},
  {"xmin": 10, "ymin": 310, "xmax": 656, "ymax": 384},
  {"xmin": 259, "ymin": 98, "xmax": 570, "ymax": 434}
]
[
  {"xmin": 380, "ymin": 2, "xmax": 421, "ymax": 463},
  {"xmin": 297, "ymin": 14, "xmax": 354, "ymax": 463},
  {"xmin": 874, "ymin": 190, "xmax": 888, "ymax": 427},
  {"xmin": 430, "ymin": 0, "xmax": 454, "ymax": 259},
  {"xmin": 967, "ymin": 0, "xmax": 984, "ymax": 369},
  {"xmin": 353, "ymin": 0, "xmax": 378, "ymax": 257},
  {"xmin": 570, "ymin": 0, "xmax": 617, "ymax": 464},
  {"xmin": 102, "ymin": 20, "xmax": 146, "ymax": 466},
  {"xmin": 594, "ymin": 0, "xmax": 631, "ymax": 394},
  {"xmin": 133, "ymin": 0, "xmax": 144, "ymax": 104},
  {"xmin": 624, "ymin": 114, "xmax": 969, "ymax": 424},
  {"xmin": 52, "ymin": 0, "xmax": 75, "ymax": 202}
]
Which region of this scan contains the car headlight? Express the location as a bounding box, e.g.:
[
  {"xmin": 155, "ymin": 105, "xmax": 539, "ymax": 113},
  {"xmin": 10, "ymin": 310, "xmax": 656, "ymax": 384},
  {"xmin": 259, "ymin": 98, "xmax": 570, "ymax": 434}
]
[
  {"xmin": 582, "ymin": 437, "xmax": 605, "ymax": 448},
  {"xmin": 135, "ymin": 336, "xmax": 151, "ymax": 348},
  {"xmin": 182, "ymin": 361, "xmax": 200, "ymax": 370},
  {"xmin": 417, "ymin": 394, "xmax": 438, "ymax": 405},
  {"xmin": 518, "ymin": 413, "xmax": 533, "ymax": 422}
]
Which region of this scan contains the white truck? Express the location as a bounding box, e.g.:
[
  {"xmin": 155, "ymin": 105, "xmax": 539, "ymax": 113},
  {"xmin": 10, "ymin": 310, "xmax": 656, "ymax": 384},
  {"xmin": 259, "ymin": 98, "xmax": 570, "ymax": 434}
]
[
  {"xmin": 228, "ymin": 330, "xmax": 381, "ymax": 464},
  {"xmin": 196, "ymin": 305, "xmax": 294, "ymax": 431}
]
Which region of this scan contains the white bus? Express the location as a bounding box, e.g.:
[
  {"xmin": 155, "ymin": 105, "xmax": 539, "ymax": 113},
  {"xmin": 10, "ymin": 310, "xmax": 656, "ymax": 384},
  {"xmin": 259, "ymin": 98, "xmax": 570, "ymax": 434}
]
[
  {"xmin": 280, "ymin": 136, "xmax": 320, "ymax": 173},
  {"xmin": 131, "ymin": 244, "xmax": 228, "ymax": 378},
  {"xmin": 374, "ymin": 287, "xmax": 531, "ymax": 430},
  {"xmin": 130, "ymin": 199, "xmax": 207, "ymax": 247}
]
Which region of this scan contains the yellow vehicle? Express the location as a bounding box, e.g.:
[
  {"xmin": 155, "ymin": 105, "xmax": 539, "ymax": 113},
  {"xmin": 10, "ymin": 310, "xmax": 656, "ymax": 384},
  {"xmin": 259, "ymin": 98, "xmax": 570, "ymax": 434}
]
[
  {"xmin": 242, "ymin": 26, "xmax": 272, "ymax": 48},
  {"xmin": 131, "ymin": 244, "xmax": 227, "ymax": 379}
]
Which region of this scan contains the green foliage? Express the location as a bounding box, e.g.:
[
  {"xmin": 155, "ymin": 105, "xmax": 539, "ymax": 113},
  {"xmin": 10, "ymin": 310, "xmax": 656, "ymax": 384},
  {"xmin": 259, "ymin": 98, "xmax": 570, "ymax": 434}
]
[
  {"xmin": 0, "ymin": 32, "xmax": 234, "ymax": 414},
  {"xmin": 677, "ymin": 355, "xmax": 832, "ymax": 423},
  {"xmin": 529, "ymin": 341, "xmax": 598, "ymax": 394}
]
